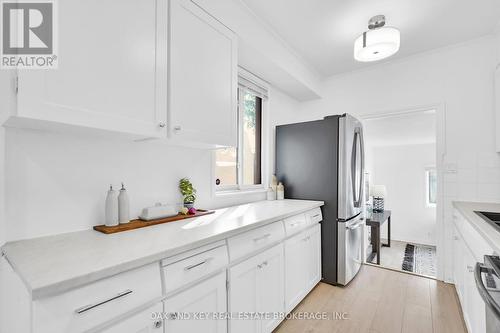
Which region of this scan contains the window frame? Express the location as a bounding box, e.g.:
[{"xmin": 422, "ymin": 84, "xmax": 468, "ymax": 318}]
[
  {"xmin": 425, "ymin": 167, "xmax": 437, "ymax": 207},
  {"xmin": 213, "ymin": 69, "xmax": 268, "ymax": 195}
]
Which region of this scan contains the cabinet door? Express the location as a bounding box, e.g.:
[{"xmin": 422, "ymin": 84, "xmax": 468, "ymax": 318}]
[
  {"xmin": 102, "ymin": 303, "xmax": 163, "ymax": 333},
  {"xmin": 452, "ymin": 226, "xmax": 464, "ymax": 302},
  {"xmin": 164, "ymin": 272, "xmax": 227, "ymax": 333},
  {"xmin": 258, "ymin": 244, "xmax": 285, "ymax": 333},
  {"xmin": 17, "ymin": 0, "xmax": 167, "ymax": 138},
  {"xmin": 229, "ymin": 254, "xmax": 261, "ymax": 333},
  {"xmin": 305, "ymin": 224, "xmax": 321, "ymax": 291},
  {"xmin": 463, "ymin": 247, "xmax": 486, "ymax": 333},
  {"xmin": 169, "ymin": 0, "xmax": 237, "ymax": 147},
  {"xmin": 284, "ymin": 232, "xmax": 307, "ymax": 313}
]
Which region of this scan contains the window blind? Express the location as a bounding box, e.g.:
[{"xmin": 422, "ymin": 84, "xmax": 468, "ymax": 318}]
[{"xmin": 238, "ymin": 76, "xmax": 269, "ymax": 100}]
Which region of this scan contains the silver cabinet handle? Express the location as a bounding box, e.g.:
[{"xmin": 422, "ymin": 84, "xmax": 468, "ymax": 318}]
[
  {"xmin": 253, "ymin": 233, "xmax": 271, "ymax": 242},
  {"xmin": 75, "ymin": 289, "xmax": 133, "ymax": 314},
  {"xmin": 312, "ymin": 214, "xmax": 320, "ymax": 218},
  {"xmin": 158, "ymin": 122, "xmax": 166, "ymax": 128},
  {"xmin": 173, "ymin": 125, "xmax": 182, "ymax": 131},
  {"xmin": 184, "ymin": 257, "xmax": 213, "ymax": 271},
  {"xmin": 257, "ymin": 260, "xmax": 269, "ymax": 269}
]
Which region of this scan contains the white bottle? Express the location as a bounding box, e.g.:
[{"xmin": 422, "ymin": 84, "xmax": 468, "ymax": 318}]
[
  {"xmin": 271, "ymin": 175, "xmax": 278, "ymax": 200},
  {"xmin": 267, "ymin": 187, "xmax": 276, "ymax": 201},
  {"xmin": 277, "ymin": 182, "xmax": 284, "ymax": 200},
  {"xmin": 118, "ymin": 182, "xmax": 130, "ymax": 224},
  {"xmin": 105, "ymin": 185, "xmax": 119, "ymax": 227}
]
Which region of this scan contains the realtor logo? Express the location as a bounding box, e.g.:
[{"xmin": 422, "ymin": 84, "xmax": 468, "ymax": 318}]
[{"xmin": 1, "ymin": 0, "xmax": 58, "ymax": 69}]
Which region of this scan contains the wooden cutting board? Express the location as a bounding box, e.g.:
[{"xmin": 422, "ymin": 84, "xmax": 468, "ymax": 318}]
[{"xmin": 93, "ymin": 209, "xmax": 215, "ymax": 234}]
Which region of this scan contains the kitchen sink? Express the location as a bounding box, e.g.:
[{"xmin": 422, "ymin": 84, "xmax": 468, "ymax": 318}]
[{"xmin": 475, "ymin": 211, "xmax": 500, "ymax": 230}]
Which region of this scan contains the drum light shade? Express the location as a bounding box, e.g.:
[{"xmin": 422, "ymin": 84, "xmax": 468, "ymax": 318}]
[{"xmin": 354, "ymin": 26, "xmax": 400, "ymax": 62}]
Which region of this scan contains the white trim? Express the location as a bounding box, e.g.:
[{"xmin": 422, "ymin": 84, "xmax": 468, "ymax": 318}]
[
  {"xmin": 425, "ymin": 167, "xmax": 437, "ymax": 208},
  {"xmin": 238, "ymin": 66, "xmax": 270, "ymax": 99},
  {"xmin": 360, "ymin": 103, "xmax": 446, "ymax": 282},
  {"xmin": 212, "ymin": 74, "xmax": 269, "ymax": 197},
  {"xmin": 215, "ymin": 188, "xmax": 267, "ymax": 198}
]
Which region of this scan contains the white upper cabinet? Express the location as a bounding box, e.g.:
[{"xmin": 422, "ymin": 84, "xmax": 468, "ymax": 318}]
[
  {"xmin": 11, "ymin": 0, "xmax": 168, "ymax": 138},
  {"xmin": 169, "ymin": 0, "xmax": 238, "ymax": 147},
  {"xmin": 6, "ymin": 0, "xmax": 238, "ymax": 147}
]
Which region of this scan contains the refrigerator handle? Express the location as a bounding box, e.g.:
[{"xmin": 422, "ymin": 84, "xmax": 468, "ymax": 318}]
[
  {"xmin": 351, "ymin": 131, "xmax": 358, "ymax": 206},
  {"xmin": 352, "ymin": 127, "xmax": 364, "ymax": 208},
  {"xmin": 358, "ymin": 127, "xmax": 365, "ymax": 207}
]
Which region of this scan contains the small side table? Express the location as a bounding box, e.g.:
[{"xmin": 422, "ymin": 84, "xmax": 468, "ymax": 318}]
[{"xmin": 365, "ymin": 210, "xmax": 391, "ymax": 265}]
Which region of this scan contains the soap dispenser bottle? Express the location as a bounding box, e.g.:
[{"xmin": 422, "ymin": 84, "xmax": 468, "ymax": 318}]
[
  {"xmin": 118, "ymin": 182, "xmax": 130, "ymax": 224},
  {"xmin": 277, "ymin": 182, "xmax": 285, "ymax": 200},
  {"xmin": 105, "ymin": 185, "xmax": 119, "ymax": 227}
]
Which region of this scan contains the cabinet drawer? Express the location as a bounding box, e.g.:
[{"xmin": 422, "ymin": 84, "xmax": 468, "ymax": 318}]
[
  {"xmin": 33, "ymin": 263, "xmax": 162, "ymax": 333},
  {"xmin": 228, "ymin": 221, "xmax": 285, "ymax": 262},
  {"xmin": 284, "ymin": 214, "xmax": 308, "ymax": 236},
  {"xmin": 306, "ymin": 208, "xmax": 323, "ymax": 224},
  {"xmin": 163, "ymin": 245, "xmax": 229, "ymax": 294}
]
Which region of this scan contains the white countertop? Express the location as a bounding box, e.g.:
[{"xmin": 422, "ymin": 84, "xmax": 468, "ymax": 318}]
[
  {"xmin": 452, "ymin": 201, "xmax": 500, "ymax": 254},
  {"xmin": 1, "ymin": 199, "xmax": 323, "ymax": 300}
]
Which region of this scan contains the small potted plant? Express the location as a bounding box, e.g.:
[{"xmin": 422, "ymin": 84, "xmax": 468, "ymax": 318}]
[{"xmin": 179, "ymin": 178, "xmax": 196, "ymax": 209}]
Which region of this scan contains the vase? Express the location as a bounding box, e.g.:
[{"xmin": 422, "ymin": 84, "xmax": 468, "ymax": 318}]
[
  {"xmin": 373, "ymin": 197, "xmax": 384, "ymax": 212},
  {"xmin": 184, "ymin": 202, "xmax": 194, "ymax": 209}
]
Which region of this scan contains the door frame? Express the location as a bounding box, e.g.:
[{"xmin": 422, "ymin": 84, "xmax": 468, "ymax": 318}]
[{"xmin": 359, "ymin": 103, "xmax": 446, "ymax": 282}]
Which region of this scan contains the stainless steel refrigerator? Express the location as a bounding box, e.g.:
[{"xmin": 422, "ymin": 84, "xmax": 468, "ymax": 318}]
[{"xmin": 276, "ymin": 113, "xmax": 365, "ymax": 285}]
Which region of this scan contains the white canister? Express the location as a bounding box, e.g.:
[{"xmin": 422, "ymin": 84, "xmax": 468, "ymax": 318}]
[
  {"xmin": 267, "ymin": 187, "xmax": 276, "ymax": 201},
  {"xmin": 118, "ymin": 183, "xmax": 130, "ymax": 224},
  {"xmin": 271, "ymin": 175, "xmax": 278, "ymax": 193},
  {"xmin": 105, "ymin": 185, "xmax": 119, "ymax": 227},
  {"xmin": 277, "ymin": 182, "xmax": 284, "ymax": 200}
]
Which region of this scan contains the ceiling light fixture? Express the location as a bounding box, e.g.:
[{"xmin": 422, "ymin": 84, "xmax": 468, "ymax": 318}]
[{"xmin": 354, "ymin": 15, "xmax": 400, "ymax": 62}]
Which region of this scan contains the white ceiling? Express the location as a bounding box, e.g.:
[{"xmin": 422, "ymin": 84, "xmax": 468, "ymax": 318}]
[
  {"xmin": 363, "ymin": 111, "xmax": 436, "ymax": 147},
  {"xmin": 241, "ymin": 0, "xmax": 500, "ymax": 77}
]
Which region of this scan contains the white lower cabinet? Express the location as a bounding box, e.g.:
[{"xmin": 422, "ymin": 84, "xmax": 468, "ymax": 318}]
[
  {"xmin": 3, "ymin": 209, "xmax": 323, "ymax": 333},
  {"xmin": 102, "ymin": 303, "xmax": 163, "ymax": 333},
  {"xmin": 164, "ymin": 272, "xmax": 227, "ymax": 333},
  {"xmin": 452, "ymin": 210, "xmax": 490, "ymax": 333},
  {"xmin": 284, "ymin": 224, "xmax": 321, "ymax": 313},
  {"xmin": 32, "ymin": 263, "xmax": 163, "ymax": 333},
  {"xmin": 229, "ymin": 244, "xmax": 285, "ymax": 333},
  {"xmin": 306, "ymin": 225, "xmax": 322, "ymax": 291}
]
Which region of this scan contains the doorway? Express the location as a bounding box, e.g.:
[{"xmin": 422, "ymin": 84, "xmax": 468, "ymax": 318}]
[{"xmin": 361, "ymin": 109, "xmax": 438, "ymax": 278}]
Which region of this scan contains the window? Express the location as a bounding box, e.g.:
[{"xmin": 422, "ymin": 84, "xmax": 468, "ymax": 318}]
[
  {"xmin": 215, "ymin": 80, "xmax": 264, "ymax": 191},
  {"xmin": 426, "ymin": 168, "xmax": 437, "ymax": 206}
]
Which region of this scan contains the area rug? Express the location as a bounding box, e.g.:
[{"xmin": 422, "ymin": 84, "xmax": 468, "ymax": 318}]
[{"xmin": 402, "ymin": 243, "xmax": 437, "ymax": 277}]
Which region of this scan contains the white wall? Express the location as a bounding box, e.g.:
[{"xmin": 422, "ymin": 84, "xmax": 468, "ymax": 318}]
[
  {"xmin": 367, "ymin": 143, "xmax": 436, "ymax": 245},
  {"xmin": 194, "ymin": 0, "xmax": 322, "ymax": 100},
  {"xmin": 3, "ymin": 86, "xmax": 298, "ymax": 241},
  {"xmin": 0, "ymin": 70, "xmax": 16, "ymax": 247},
  {"xmin": 271, "ymin": 35, "xmax": 500, "ymax": 281}
]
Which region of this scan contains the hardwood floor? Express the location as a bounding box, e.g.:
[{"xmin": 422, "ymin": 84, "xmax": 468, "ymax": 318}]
[{"xmin": 274, "ymin": 264, "xmax": 466, "ymax": 333}]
